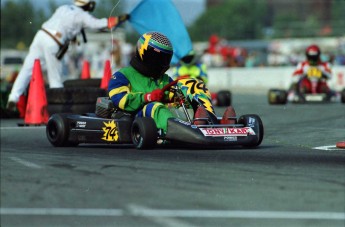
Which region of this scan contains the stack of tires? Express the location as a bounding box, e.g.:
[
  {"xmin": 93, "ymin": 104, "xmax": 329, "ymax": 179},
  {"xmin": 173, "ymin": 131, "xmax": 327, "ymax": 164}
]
[{"xmin": 46, "ymin": 79, "xmax": 107, "ymax": 115}]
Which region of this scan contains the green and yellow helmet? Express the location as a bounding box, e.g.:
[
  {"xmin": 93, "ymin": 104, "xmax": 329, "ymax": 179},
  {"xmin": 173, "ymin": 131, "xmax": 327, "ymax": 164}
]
[
  {"xmin": 130, "ymin": 31, "xmax": 173, "ymax": 79},
  {"xmin": 180, "ymin": 50, "xmax": 196, "ymax": 65}
]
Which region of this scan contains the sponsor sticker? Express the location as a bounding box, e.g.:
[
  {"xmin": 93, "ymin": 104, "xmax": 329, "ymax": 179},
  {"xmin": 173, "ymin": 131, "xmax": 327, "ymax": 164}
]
[
  {"xmin": 248, "ymin": 117, "xmax": 255, "ymax": 128},
  {"xmin": 224, "ymin": 136, "xmax": 237, "ymax": 142},
  {"xmin": 76, "ymin": 121, "xmax": 87, "ymax": 128},
  {"xmin": 77, "ymin": 135, "xmax": 87, "ymax": 141},
  {"xmin": 200, "ymin": 127, "xmax": 255, "ymax": 137},
  {"xmin": 102, "ymin": 120, "xmax": 119, "ymax": 142}
]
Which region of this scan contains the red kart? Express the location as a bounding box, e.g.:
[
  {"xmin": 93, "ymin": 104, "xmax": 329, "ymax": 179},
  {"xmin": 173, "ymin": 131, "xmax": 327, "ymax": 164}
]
[{"xmin": 268, "ymin": 67, "xmax": 345, "ymax": 104}]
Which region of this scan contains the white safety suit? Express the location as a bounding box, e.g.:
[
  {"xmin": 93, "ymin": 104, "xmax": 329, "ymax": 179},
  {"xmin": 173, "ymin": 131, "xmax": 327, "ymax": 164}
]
[{"xmin": 8, "ymin": 4, "xmax": 108, "ymax": 103}]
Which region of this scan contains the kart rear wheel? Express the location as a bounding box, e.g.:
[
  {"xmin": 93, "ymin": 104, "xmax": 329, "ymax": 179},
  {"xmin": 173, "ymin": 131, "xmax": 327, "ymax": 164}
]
[
  {"xmin": 131, "ymin": 117, "xmax": 157, "ymax": 149},
  {"xmin": 46, "ymin": 113, "xmax": 78, "ymax": 147},
  {"xmin": 217, "ymin": 90, "xmax": 231, "ymax": 106},
  {"xmin": 341, "ymin": 88, "xmax": 345, "ymax": 104},
  {"xmin": 268, "ymin": 89, "xmax": 287, "ymax": 105},
  {"xmin": 238, "ymin": 114, "xmax": 264, "ymax": 148}
]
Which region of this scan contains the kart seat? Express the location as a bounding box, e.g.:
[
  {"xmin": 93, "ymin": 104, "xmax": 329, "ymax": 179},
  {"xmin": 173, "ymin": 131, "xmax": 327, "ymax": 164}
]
[{"xmin": 95, "ymin": 97, "xmax": 133, "ymax": 120}]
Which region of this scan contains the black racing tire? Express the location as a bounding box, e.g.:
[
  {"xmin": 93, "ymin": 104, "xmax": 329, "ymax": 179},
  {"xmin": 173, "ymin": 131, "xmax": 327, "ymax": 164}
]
[
  {"xmin": 131, "ymin": 117, "xmax": 157, "ymax": 149},
  {"xmin": 341, "ymin": 88, "xmax": 345, "ymax": 104},
  {"xmin": 268, "ymin": 89, "xmax": 287, "ymax": 105},
  {"xmin": 46, "ymin": 87, "xmax": 107, "ymax": 104},
  {"xmin": 63, "ymin": 78, "xmax": 102, "ymax": 88},
  {"xmin": 238, "ymin": 114, "xmax": 264, "ymax": 148},
  {"xmin": 47, "ymin": 103, "xmax": 96, "ymax": 115},
  {"xmin": 46, "ymin": 113, "xmax": 78, "ymax": 147},
  {"xmin": 217, "ymin": 90, "xmax": 232, "ymax": 106}
]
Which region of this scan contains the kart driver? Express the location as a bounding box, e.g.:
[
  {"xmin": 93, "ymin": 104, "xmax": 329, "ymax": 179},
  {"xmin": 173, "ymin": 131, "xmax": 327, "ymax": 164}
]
[
  {"xmin": 108, "ymin": 32, "xmax": 175, "ymax": 133},
  {"xmin": 108, "ymin": 31, "xmax": 235, "ymax": 133},
  {"xmin": 172, "ymin": 50, "xmax": 208, "ymax": 84},
  {"xmin": 290, "ymin": 44, "xmax": 332, "ymax": 96}
]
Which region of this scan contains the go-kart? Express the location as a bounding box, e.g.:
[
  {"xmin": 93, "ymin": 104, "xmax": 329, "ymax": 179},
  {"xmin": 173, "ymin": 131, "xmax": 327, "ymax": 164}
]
[
  {"xmin": 268, "ymin": 67, "xmax": 345, "ymax": 104},
  {"xmin": 46, "ymin": 78, "xmax": 263, "ymax": 149}
]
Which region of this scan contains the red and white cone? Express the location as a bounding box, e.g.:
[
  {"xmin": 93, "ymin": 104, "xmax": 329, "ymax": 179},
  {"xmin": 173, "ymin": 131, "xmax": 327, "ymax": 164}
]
[{"xmin": 336, "ymin": 141, "xmax": 345, "ymax": 149}]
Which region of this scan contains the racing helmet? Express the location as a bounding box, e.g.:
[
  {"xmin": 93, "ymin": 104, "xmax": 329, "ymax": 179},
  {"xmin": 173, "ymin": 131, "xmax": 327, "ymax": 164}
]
[
  {"xmin": 130, "ymin": 31, "xmax": 173, "ymax": 79},
  {"xmin": 305, "ymin": 44, "xmax": 321, "ymax": 65},
  {"xmin": 180, "ymin": 50, "xmax": 197, "ymax": 65},
  {"xmin": 74, "ymin": 0, "xmax": 95, "ymax": 12}
]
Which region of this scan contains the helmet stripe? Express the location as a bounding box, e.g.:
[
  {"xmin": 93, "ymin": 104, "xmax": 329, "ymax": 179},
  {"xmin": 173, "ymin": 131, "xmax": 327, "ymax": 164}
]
[
  {"xmin": 149, "ymin": 40, "xmax": 173, "ymax": 54},
  {"xmin": 139, "ymin": 34, "xmax": 173, "ymax": 54}
]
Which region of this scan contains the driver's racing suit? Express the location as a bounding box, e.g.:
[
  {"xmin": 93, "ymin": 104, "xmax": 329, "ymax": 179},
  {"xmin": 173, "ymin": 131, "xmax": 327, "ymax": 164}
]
[
  {"xmin": 172, "ymin": 62, "xmax": 208, "ymax": 84},
  {"xmin": 291, "ymin": 60, "xmax": 332, "ymax": 94},
  {"xmin": 108, "ymin": 67, "xmax": 174, "ymax": 132}
]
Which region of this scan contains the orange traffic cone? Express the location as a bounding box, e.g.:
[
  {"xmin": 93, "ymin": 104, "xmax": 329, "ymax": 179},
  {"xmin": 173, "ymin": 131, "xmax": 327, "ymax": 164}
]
[
  {"xmin": 17, "ymin": 94, "xmax": 27, "ymax": 118},
  {"xmin": 24, "ymin": 59, "xmax": 49, "ymax": 125},
  {"xmin": 100, "ymin": 60, "xmax": 112, "ymax": 90},
  {"xmin": 81, "ymin": 60, "xmax": 91, "ymax": 79}
]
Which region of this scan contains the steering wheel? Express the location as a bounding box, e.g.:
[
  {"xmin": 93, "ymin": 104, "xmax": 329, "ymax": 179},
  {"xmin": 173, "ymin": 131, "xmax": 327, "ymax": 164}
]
[
  {"xmin": 162, "ymin": 79, "xmax": 179, "ymax": 93},
  {"xmin": 161, "ymin": 79, "xmax": 187, "ymax": 104}
]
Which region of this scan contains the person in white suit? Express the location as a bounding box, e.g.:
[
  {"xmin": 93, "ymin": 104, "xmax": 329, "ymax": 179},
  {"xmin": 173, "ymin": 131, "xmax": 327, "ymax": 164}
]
[{"xmin": 7, "ymin": 0, "xmax": 128, "ymax": 111}]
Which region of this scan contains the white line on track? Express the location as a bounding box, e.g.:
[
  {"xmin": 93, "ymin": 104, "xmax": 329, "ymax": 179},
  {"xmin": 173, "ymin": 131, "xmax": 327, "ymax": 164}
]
[
  {"xmin": 128, "ymin": 205, "xmax": 198, "ymax": 227},
  {"xmin": 312, "ymin": 145, "xmax": 343, "ymax": 151},
  {"xmin": 0, "ymin": 208, "xmax": 123, "ymax": 216},
  {"xmin": 0, "ymin": 208, "xmax": 344, "ymax": 220},
  {"xmin": 10, "ymin": 157, "xmax": 43, "ymax": 169}
]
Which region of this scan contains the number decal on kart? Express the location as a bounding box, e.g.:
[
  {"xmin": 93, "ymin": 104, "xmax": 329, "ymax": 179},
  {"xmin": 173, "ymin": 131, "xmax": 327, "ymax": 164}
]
[
  {"xmin": 184, "ymin": 79, "xmax": 210, "ymax": 96},
  {"xmin": 102, "ymin": 120, "xmax": 119, "ymax": 141},
  {"xmin": 307, "ymin": 67, "xmax": 322, "ymax": 78},
  {"xmin": 178, "ymin": 78, "xmax": 215, "ymax": 115}
]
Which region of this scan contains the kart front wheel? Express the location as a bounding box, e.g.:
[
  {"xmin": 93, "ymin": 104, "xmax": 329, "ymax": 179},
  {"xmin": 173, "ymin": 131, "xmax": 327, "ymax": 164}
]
[
  {"xmin": 46, "ymin": 113, "xmax": 78, "ymax": 147},
  {"xmin": 341, "ymin": 88, "xmax": 345, "ymax": 104},
  {"xmin": 131, "ymin": 117, "xmax": 158, "ymax": 149},
  {"xmin": 238, "ymin": 114, "xmax": 264, "ymax": 148}
]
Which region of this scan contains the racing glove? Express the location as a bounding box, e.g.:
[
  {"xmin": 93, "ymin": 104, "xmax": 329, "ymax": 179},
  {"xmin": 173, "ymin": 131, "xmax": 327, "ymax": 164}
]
[
  {"xmin": 107, "ymin": 14, "xmax": 130, "ymax": 29},
  {"xmin": 144, "ymin": 89, "xmax": 164, "ymax": 103},
  {"xmin": 107, "ymin": 17, "xmax": 118, "ymax": 29}
]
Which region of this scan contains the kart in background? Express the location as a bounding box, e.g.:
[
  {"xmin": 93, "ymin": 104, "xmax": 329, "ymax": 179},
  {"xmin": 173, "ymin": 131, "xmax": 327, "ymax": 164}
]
[
  {"xmin": 46, "ymin": 78, "xmax": 263, "ymax": 149},
  {"xmin": 211, "ymin": 90, "xmax": 232, "ymax": 107},
  {"xmin": 268, "ymin": 67, "xmax": 345, "ymax": 104}
]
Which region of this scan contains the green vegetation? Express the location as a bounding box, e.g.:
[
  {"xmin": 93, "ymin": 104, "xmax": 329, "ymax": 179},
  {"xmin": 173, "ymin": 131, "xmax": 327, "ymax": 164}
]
[
  {"xmin": 189, "ymin": 0, "xmax": 266, "ymax": 41},
  {"xmin": 189, "ymin": 0, "xmax": 345, "ymax": 41}
]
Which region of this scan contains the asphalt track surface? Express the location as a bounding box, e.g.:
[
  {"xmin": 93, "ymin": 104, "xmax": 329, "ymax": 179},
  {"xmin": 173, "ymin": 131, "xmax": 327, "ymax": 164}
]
[{"xmin": 1, "ymin": 93, "xmax": 345, "ymax": 227}]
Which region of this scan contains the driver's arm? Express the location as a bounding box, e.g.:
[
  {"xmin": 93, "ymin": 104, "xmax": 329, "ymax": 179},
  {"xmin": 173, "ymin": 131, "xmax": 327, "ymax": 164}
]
[
  {"xmin": 108, "ymin": 72, "xmax": 145, "ymax": 112},
  {"xmin": 291, "ymin": 62, "xmax": 305, "ymax": 83},
  {"xmin": 321, "ymin": 62, "xmax": 332, "ymax": 80}
]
